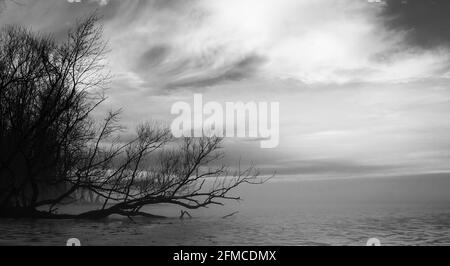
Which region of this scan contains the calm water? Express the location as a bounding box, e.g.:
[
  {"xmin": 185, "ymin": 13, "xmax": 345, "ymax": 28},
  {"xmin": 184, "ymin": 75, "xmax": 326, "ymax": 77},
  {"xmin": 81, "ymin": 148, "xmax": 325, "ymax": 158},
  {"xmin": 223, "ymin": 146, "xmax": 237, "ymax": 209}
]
[{"xmin": 1, "ymin": 176, "xmax": 450, "ymax": 246}]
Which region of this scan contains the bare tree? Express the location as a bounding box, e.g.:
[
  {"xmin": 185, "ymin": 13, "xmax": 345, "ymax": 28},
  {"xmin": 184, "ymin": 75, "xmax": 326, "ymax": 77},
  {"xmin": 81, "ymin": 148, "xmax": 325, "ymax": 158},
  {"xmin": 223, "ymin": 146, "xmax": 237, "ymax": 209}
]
[{"xmin": 0, "ymin": 15, "xmax": 266, "ymax": 219}]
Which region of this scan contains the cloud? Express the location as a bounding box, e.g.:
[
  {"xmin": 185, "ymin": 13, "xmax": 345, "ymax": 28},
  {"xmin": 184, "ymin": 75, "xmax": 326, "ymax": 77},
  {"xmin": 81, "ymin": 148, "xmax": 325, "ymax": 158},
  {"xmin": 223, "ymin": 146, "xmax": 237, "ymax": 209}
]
[
  {"xmin": 4, "ymin": 0, "xmax": 449, "ymax": 87},
  {"xmin": 164, "ymin": 54, "xmax": 267, "ymax": 89},
  {"xmin": 107, "ymin": 0, "xmax": 449, "ymax": 86},
  {"xmin": 3, "ymin": 0, "xmax": 450, "ymax": 178},
  {"xmin": 380, "ymin": 0, "xmax": 450, "ymax": 49}
]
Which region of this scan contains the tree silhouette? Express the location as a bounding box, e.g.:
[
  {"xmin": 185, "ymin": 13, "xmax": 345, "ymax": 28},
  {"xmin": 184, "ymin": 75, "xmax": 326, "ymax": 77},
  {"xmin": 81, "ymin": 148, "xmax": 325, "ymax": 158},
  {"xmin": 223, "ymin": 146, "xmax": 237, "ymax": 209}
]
[{"xmin": 0, "ymin": 15, "xmax": 265, "ymax": 219}]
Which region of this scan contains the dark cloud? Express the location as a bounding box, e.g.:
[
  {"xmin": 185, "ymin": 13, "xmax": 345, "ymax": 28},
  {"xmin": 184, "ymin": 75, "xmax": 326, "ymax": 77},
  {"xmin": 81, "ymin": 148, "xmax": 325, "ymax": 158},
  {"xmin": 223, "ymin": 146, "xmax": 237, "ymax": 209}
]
[
  {"xmin": 133, "ymin": 52, "xmax": 267, "ymax": 93},
  {"xmin": 0, "ymin": 0, "xmax": 190, "ymax": 39},
  {"xmin": 99, "ymin": 0, "xmax": 199, "ymax": 24},
  {"xmin": 0, "ymin": 0, "xmax": 117, "ymax": 41},
  {"xmin": 137, "ymin": 45, "xmax": 172, "ymax": 69},
  {"xmin": 380, "ymin": 0, "xmax": 450, "ymax": 49},
  {"xmin": 166, "ymin": 54, "xmax": 267, "ymax": 89}
]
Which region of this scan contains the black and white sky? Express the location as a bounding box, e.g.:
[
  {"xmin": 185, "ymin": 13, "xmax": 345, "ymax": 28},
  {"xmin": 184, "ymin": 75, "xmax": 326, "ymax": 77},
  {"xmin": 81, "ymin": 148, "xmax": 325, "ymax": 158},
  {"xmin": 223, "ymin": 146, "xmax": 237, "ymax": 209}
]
[{"xmin": 2, "ymin": 0, "xmax": 450, "ymax": 180}]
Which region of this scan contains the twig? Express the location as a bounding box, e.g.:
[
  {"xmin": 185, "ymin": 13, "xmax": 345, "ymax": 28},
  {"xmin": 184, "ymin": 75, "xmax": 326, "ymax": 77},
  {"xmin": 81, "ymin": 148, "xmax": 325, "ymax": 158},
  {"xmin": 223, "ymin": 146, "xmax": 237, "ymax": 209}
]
[
  {"xmin": 222, "ymin": 211, "xmax": 239, "ymax": 219},
  {"xmin": 180, "ymin": 210, "xmax": 192, "ymax": 219}
]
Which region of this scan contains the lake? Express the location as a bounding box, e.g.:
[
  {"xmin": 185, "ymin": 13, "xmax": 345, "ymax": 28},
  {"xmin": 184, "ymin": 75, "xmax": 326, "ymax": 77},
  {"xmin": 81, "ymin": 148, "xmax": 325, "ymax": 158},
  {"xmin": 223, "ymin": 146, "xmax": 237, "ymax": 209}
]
[{"xmin": 1, "ymin": 174, "xmax": 450, "ymax": 246}]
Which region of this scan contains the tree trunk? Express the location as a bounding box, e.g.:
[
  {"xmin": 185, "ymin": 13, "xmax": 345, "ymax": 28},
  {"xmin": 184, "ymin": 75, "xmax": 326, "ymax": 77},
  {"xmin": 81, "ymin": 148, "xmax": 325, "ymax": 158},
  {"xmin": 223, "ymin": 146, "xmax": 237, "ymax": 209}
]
[{"xmin": 0, "ymin": 207, "xmax": 166, "ymax": 220}]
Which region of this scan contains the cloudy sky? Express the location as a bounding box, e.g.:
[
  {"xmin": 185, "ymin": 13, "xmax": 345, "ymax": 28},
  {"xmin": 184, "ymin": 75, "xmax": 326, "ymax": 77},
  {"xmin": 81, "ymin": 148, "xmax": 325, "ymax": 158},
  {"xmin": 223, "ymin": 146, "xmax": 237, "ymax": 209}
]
[{"xmin": 2, "ymin": 0, "xmax": 450, "ymax": 180}]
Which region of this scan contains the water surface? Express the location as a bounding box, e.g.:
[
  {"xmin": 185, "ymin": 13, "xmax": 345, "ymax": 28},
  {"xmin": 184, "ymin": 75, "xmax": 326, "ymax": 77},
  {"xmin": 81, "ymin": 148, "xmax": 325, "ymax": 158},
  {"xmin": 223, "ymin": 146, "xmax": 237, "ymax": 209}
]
[{"xmin": 1, "ymin": 175, "xmax": 449, "ymax": 246}]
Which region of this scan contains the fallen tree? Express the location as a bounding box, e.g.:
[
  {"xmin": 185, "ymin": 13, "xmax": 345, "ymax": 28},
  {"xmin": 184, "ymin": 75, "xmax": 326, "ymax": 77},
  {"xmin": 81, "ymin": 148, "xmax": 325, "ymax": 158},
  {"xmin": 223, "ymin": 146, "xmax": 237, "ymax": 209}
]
[{"xmin": 0, "ymin": 15, "xmax": 266, "ymax": 219}]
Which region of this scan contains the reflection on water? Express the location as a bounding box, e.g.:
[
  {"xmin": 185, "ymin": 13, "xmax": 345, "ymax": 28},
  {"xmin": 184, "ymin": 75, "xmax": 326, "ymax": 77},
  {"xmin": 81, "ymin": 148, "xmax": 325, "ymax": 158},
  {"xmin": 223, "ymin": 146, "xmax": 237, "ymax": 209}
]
[{"xmin": 0, "ymin": 203, "xmax": 449, "ymax": 246}]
